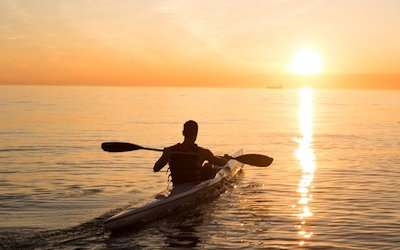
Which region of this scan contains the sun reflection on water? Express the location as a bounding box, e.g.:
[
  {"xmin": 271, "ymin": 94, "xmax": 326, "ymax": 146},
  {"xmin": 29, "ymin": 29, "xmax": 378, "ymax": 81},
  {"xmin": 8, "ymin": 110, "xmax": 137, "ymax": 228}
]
[{"xmin": 293, "ymin": 87, "xmax": 316, "ymax": 246}]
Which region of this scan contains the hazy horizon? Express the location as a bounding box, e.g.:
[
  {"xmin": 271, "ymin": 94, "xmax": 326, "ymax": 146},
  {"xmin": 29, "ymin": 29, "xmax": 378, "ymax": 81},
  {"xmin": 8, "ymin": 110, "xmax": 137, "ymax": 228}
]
[{"xmin": 1, "ymin": 73, "xmax": 400, "ymax": 90}]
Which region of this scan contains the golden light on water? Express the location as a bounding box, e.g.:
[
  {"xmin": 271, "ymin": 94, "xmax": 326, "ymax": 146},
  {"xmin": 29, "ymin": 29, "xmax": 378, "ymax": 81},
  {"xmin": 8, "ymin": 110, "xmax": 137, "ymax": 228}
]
[
  {"xmin": 290, "ymin": 49, "xmax": 322, "ymax": 76},
  {"xmin": 294, "ymin": 87, "xmax": 316, "ymax": 246}
]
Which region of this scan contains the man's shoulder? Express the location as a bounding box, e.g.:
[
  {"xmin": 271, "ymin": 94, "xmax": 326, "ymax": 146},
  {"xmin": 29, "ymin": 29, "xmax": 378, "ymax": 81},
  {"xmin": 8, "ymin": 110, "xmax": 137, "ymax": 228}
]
[
  {"xmin": 197, "ymin": 146, "xmax": 213, "ymax": 156},
  {"xmin": 163, "ymin": 144, "xmax": 180, "ymax": 152}
]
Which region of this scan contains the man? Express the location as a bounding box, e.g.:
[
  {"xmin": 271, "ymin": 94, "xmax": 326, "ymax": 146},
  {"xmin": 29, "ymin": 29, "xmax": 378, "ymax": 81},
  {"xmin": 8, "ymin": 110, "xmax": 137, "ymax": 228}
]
[{"xmin": 154, "ymin": 120, "xmax": 230, "ymax": 184}]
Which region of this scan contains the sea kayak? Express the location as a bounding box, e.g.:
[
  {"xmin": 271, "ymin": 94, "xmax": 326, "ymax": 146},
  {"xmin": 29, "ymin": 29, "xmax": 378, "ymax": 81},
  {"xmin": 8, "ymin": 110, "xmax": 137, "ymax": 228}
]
[{"xmin": 104, "ymin": 148, "xmax": 244, "ymax": 231}]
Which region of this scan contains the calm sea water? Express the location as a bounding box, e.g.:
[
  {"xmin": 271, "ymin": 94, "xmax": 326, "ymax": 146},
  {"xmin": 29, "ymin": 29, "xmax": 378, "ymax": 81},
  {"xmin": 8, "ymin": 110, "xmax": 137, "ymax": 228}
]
[{"xmin": 0, "ymin": 86, "xmax": 399, "ymax": 249}]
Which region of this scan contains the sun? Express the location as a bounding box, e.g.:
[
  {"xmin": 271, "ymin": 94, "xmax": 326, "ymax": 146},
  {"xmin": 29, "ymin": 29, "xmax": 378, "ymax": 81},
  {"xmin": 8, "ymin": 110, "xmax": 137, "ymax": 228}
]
[{"xmin": 289, "ymin": 49, "xmax": 322, "ymax": 76}]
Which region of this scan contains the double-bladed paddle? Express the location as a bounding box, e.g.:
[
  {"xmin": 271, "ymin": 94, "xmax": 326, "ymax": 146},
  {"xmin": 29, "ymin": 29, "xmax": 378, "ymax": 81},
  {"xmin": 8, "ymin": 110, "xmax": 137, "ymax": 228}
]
[{"xmin": 101, "ymin": 142, "xmax": 273, "ymax": 167}]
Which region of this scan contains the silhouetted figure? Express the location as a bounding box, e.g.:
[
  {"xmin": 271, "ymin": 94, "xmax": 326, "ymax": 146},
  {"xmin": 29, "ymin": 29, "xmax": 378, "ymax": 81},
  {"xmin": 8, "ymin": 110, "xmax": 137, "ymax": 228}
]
[{"xmin": 154, "ymin": 120, "xmax": 230, "ymax": 185}]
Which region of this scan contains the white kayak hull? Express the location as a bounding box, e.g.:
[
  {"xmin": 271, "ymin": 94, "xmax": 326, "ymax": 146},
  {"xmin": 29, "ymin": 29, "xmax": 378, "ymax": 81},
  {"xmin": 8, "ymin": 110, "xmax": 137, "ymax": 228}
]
[{"xmin": 105, "ymin": 148, "xmax": 244, "ymax": 231}]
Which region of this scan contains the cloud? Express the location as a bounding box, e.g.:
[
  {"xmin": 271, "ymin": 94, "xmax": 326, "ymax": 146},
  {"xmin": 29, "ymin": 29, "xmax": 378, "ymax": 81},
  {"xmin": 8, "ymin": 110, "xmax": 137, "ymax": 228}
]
[
  {"xmin": 0, "ymin": 1, "xmax": 29, "ymax": 40},
  {"xmin": 154, "ymin": 0, "xmax": 314, "ymax": 70}
]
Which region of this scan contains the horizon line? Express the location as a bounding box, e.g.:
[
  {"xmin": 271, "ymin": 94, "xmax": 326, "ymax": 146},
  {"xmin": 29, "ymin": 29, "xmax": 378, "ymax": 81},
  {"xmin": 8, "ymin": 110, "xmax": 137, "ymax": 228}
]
[{"xmin": 1, "ymin": 82, "xmax": 399, "ymax": 91}]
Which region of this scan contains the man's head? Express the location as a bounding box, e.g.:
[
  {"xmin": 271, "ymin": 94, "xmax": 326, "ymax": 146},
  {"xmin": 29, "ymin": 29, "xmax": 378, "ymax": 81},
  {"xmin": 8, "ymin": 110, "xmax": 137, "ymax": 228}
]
[{"xmin": 182, "ymin": 120, "xmax": 198, "ymax": 142}]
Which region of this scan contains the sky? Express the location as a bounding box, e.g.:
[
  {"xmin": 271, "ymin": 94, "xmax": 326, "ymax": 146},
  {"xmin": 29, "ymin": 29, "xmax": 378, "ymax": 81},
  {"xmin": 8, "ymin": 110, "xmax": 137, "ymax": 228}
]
[{"xmin": 1, "ymin": 0, "xmax": 399, "ymax": 89}]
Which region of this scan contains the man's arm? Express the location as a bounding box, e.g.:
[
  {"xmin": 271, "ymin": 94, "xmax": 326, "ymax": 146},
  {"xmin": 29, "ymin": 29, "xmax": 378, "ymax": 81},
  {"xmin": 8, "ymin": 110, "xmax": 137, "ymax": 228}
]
[
  {"xmin": 202, "ymin": 149, "xmax": 230, "ymax": 166},
  {"xmin": 153, "ymin": 148, "xmax": 170, "ymax": 172}
]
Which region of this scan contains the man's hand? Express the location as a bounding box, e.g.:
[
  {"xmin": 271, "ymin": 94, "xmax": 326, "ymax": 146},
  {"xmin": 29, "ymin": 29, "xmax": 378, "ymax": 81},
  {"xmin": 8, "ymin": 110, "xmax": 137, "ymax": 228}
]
[{"xmin": 222, "ymin": 154, "xmax": 231, "ymax": 161}]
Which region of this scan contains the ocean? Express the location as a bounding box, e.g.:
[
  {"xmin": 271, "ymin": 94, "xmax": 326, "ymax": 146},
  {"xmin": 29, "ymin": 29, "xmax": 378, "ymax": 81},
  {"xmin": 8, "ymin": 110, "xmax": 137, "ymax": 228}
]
[{"xmin": 0, "ymin": 85, "xmax": 399, "ymax": 249}]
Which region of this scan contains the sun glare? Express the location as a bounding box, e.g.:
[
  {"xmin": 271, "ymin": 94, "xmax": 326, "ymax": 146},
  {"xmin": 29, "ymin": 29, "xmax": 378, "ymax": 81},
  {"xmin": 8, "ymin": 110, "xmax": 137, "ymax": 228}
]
[{"xmin": 290, "ymin": 49, "xmax": 322, "ymax": 76}]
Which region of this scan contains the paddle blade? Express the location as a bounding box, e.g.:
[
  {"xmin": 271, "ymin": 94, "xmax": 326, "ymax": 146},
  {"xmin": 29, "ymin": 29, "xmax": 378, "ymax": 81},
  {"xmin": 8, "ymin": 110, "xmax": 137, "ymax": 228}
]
[
  {"xmin": 233, "ymin": 154, "xmax": 273, "ymax": 167},
  {"xmin": 101, "ymin": 142, "xmax": 143, "ymax": 152}
]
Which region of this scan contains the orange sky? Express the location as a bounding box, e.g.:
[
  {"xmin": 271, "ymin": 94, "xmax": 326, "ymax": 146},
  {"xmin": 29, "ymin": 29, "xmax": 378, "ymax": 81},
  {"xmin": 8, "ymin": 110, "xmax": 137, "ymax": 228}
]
[{"xmin": 1, "ymin": 0, "xmax": 399, "ymax": 89}]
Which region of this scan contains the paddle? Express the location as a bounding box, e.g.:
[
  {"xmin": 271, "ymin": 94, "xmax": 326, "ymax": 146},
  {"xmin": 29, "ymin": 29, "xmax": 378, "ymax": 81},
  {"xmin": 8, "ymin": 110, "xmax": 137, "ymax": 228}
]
[
  {"xmin": 101, "ymin": 142, "xmax": 273, "ymax": 167},
  {"xmin": 101, "ymin": 142, "xmax": 163, "ymax": 152},
  {"xmin": 230, "ymin": 154, "xmax": 273, "ymax": 168}
]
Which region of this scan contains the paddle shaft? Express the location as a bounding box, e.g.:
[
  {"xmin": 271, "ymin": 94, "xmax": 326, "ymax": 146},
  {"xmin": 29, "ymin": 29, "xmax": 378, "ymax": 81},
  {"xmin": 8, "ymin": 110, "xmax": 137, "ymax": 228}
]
[{"xmin": 141, "ymin": 147, "xmax": 163, "ymax": 152}]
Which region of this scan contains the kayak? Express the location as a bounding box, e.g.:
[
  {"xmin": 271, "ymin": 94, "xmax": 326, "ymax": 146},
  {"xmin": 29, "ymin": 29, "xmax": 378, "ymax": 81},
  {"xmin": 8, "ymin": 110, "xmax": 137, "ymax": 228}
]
[{"xmin": 104, "ymin": 148, "xmax": 244, "ymax": 231}]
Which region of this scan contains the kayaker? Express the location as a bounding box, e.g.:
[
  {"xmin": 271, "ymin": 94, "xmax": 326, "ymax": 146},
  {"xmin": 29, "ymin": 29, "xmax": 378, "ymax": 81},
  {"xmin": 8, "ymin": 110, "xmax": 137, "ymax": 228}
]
[{"xmin": 153, "ymin": 120, "xmax": 231, "ymax": 184}]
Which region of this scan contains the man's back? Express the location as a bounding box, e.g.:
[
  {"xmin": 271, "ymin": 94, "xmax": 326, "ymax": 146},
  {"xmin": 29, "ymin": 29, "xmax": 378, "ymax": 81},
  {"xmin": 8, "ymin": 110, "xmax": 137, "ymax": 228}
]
[
  {"xmin": 169, "ymin": 151, "xmax": 200, "ymax": 184},
  {"xmin": 153, "ymin": 120, "xmax": 230, "ymax": 184}
]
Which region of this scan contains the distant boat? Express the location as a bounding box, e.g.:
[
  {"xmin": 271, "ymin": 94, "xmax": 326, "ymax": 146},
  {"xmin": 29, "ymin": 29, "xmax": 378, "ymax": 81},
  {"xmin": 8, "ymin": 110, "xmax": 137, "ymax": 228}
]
[{"xmin": 266, "ymin": 85, "xmax": 283, "ymax": 89}]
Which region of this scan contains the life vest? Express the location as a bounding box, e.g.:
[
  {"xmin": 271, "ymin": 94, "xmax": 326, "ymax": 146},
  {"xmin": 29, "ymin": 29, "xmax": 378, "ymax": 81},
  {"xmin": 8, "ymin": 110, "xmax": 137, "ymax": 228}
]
[{"xmin": 169, "ymin": 143, "xmax": 200, "ymax": 184}]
